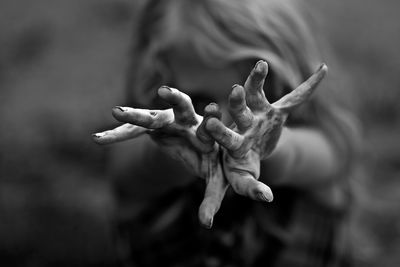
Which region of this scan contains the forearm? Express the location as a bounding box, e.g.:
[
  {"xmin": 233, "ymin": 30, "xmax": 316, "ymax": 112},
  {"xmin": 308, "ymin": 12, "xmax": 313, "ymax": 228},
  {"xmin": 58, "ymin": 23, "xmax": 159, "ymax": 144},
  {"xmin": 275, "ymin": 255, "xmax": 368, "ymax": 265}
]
[{"xmin": 260, "ymin": 127, "xmax": 341, "ymax": 188}]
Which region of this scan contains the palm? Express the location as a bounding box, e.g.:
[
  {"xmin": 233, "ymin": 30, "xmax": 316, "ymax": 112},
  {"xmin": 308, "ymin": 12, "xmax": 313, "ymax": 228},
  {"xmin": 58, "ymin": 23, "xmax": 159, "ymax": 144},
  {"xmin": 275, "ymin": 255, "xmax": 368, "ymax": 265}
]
[{"xmin": 93, "ymin": 87, "xmax": 229, "ymax": 228}]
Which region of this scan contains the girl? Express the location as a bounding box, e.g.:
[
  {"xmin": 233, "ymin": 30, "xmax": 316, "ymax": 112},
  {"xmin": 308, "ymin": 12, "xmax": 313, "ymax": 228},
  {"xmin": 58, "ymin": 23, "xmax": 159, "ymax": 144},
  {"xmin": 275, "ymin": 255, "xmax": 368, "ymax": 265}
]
[{"xmin": 94, "ymin": 0, "xmax": 359, "ymax": 266}]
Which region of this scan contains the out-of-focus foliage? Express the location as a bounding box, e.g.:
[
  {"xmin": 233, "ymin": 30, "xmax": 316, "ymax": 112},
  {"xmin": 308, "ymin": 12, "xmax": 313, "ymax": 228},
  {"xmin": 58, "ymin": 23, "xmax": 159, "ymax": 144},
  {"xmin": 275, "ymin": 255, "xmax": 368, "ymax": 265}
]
[{"xmin": 0, "ymin": 0, "xmax": 399, "ymax": 266}]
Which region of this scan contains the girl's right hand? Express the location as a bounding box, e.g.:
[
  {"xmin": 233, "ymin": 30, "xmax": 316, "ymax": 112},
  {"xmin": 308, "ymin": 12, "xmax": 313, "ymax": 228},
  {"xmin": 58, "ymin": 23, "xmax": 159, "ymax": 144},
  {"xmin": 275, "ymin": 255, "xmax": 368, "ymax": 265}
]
[{"xmin": 92, "ymin": 87, "xmax": 229, "ymax": 228}]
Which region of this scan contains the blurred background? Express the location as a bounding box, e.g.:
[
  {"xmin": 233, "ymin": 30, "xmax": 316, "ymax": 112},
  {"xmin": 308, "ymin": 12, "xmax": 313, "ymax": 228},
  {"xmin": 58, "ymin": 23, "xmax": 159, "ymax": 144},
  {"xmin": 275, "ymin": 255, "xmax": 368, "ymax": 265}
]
[{"xmin": 0, "ymin": 0, "xmax": 399, "ymax": 266}]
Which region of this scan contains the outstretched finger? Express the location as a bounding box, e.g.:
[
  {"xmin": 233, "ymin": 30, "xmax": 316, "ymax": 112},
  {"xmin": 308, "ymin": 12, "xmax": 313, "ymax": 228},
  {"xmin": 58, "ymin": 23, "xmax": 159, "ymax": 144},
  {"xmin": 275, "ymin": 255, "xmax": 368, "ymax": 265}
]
[
  {"xmin": 273, "ymin": 63, "xmax": 328, "ymax": 112},
  {"xmin": 198, "ymin": 170, "xmax": 229, "ymax": 229},
  {"xmin": 226, "ymin": 170, "xmax": 273, "ymax": 202},
  {"xmin": 244, "ymin": 60, "xmax": 270, "ymax": 111},
  {"xmin": 229, "ymin": 85, "xmax": 254, "ymax": 132},
  {"xmin": 92, "ymin": 123, "xmax": 148, "ymax": 145},
  {"xmin": 158, "ymin": 86, "xmax": 198, "ymax": 126},
  {"xmin": 206, "ymin": 117, "xmax": 244, "ymax": 151},
  {"xmin": 112, "ymin": 106, "xmax": 174, "ymax": 129}
]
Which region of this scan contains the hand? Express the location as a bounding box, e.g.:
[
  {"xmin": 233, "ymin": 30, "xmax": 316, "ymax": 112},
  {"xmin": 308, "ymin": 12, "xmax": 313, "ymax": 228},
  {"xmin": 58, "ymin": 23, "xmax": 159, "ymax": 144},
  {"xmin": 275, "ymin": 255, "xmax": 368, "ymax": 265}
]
[
  {"xmin": 93, "ymin": 87, "xmax": 229, "ymax": 228},
  {"xmin": 205, "ymin": 61, "xmax": 328, "ymax": 201}
]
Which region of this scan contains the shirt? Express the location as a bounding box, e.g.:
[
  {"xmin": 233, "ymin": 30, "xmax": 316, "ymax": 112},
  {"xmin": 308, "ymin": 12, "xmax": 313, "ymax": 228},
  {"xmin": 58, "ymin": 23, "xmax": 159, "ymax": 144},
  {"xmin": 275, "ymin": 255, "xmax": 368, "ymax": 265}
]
[{"xmin": 114, "ymin": 178, "xmax": 352, "ymax": 267}]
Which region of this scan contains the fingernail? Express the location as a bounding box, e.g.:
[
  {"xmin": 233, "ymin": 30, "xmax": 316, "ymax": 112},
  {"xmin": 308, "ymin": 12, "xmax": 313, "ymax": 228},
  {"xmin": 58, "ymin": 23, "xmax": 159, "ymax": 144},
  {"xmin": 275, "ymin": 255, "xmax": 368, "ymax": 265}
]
[
  {"xmin": 206, "ymin": 102, "xmax": 219, "ymax": 111},
  {"xmin": 160, "ymin": 85, "xmax": 172, "ymax": 91},
  {"xmin": 231, "ymin": 84, "xmax": 242, "ymax": 95},
  {"xmin": 204, "ymin": 103, "xmax": 221, "ymax": 118},
  {"xmin": 255, "ymin": 60, "xmax": 268, "ymax": 73},
  {"xmin": 200, "ymin": 216, "xmax": 213, "ymax": 229},
  {"xmin": 257, "ymin": 192, "xmax": 273, "ymax": 202},
  {"xmin": 318, "ymin": 63, "xmax": 328, "ymax": 72},
  {"xmin": 113, "ymin": 106, "xmax": 126, "ymax": 112},
  {"xmin": 92, "ymin": 132, "xmax": 106, "ymax": 138},
  {"xmin": 205, "ymin": 217, "xmax": 213, "ymax": 229},
  {"xmin": 253, "ymin": 183, "xmax": 274, "ymax": 202},
  {"xmin": 158, "ymin": 86, "xmax": 173, "ymax": 97},
  {"xmin": 255, "ymin": 60, "xmax": 264, "ymax": 69}
]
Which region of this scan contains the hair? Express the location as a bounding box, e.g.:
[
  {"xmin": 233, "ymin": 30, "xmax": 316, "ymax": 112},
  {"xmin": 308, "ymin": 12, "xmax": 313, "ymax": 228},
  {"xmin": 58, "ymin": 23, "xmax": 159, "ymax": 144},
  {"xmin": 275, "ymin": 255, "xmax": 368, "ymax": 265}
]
[{"xmin": 126, "ymin": 0, "xmax": 360, "ymax": 175}]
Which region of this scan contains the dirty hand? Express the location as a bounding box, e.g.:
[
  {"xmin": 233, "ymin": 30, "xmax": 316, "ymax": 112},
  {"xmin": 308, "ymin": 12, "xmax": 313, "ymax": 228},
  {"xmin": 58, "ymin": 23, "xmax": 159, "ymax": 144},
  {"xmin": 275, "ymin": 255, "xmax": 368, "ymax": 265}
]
[
  {"xmin": 205, "ymin": 61, "xmax": 328, "ymax": 202},
  {"xmin": 92, "ymin": 87, "xmax": 228, "ymax": 228}
]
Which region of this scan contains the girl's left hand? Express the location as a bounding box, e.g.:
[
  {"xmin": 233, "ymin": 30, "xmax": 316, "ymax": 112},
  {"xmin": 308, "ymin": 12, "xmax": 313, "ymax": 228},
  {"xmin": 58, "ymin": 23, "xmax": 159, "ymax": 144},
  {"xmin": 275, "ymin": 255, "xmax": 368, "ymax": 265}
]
[{"xmin": 205, "ymin": 61, "xmax": 327, "ymax": 201}]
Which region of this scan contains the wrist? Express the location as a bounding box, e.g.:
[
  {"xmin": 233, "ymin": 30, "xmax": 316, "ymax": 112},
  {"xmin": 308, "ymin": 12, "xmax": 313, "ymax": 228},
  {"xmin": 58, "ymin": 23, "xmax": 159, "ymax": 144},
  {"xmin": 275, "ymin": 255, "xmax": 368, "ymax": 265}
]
[{"xmin": 260, "ymin": 127, "xmax": 297, "ymax": 186}]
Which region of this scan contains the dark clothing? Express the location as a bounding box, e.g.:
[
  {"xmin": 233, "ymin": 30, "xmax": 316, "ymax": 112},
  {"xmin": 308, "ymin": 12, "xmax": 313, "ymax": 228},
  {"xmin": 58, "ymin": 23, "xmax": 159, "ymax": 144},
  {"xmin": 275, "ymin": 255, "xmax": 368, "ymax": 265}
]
[{"xmin": 115, "ymin": 180, "xmax": 352, "ymax": 267}]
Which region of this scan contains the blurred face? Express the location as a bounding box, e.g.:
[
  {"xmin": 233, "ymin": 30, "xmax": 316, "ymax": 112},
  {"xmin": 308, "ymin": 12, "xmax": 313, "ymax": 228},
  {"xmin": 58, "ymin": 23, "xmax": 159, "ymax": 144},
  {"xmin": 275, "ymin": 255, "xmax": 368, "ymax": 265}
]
[
  {"xmin": 165, "ymin": 48, "xmax": 250, "ymax": 122},
  {"xmin": 115, "ymin": 49, "xmax": 250, "ymax": 200}
]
